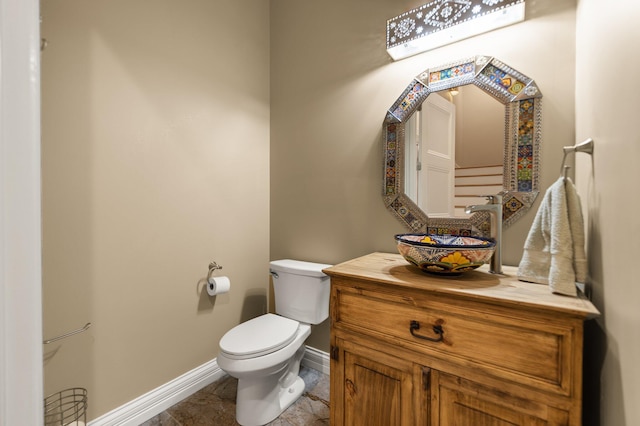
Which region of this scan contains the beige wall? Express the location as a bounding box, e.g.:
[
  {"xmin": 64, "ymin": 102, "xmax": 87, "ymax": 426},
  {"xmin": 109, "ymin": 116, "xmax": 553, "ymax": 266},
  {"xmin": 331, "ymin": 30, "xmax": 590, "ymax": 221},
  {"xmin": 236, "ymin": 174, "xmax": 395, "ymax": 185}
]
[
  {"xmin": 453, "ymin": 85, "xmax": 504, "ymax": 168},
  {"xmin": 41, "ymin": 0, "xmax": 270, "ymax": 419},
  {"xmin": 575, "ymin": 1, "xmax": 640, "ymax": 425},
  {"xmin": 270, "ymin": 0, "xmax": 578, "ymax": 351}
]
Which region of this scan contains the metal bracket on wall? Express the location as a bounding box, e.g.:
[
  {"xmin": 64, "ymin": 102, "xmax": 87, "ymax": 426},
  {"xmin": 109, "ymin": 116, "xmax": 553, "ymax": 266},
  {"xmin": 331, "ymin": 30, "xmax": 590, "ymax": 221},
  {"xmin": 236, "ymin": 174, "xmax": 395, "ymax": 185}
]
[{"xmin": 43, "ymin": 322, "xmax": 92, "ymax": 345}]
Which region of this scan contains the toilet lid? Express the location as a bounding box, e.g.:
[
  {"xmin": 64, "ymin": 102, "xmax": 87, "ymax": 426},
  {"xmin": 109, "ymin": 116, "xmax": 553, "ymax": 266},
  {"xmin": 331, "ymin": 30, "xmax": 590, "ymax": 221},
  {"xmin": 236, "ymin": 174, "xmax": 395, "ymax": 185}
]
[{"xmin": 219, "ymin": 313, "xmax": 299, "ymax": 359}]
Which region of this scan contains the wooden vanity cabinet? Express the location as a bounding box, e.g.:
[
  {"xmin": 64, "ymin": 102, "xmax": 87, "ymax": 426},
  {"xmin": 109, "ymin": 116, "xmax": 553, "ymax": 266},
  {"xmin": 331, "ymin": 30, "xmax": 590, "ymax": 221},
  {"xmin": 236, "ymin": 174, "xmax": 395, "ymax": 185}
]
[{"xmin": 324, "ymin": 253, "xmax": 599, "ymax": 426}]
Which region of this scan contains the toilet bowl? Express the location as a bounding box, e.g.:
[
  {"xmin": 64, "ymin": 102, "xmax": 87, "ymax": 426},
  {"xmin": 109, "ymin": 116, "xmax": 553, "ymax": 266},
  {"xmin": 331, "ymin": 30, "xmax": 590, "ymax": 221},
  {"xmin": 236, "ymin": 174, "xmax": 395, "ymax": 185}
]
[
  {"xmin": 217, "ymin": 314, "xmax": 311, "ymax": 425},
  {"xmin": 217, "ymin": 259, "xmax": 331, "ymax": 426}
]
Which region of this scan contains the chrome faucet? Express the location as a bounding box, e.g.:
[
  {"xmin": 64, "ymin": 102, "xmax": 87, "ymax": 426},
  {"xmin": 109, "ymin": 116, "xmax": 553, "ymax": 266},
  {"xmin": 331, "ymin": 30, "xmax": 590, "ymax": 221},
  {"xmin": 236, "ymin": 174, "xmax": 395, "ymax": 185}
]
[{"xmin": 465, "ymin": 195, "xmax": 503, "ymax": 274}]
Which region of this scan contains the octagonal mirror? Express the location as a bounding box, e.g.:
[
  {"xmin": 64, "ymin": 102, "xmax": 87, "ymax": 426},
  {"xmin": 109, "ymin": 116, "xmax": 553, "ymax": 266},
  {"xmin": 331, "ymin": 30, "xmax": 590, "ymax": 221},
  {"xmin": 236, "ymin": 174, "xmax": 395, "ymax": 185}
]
[{"xmin": 383, "ymin": 55, "xmax": 542, "ymax": 236}]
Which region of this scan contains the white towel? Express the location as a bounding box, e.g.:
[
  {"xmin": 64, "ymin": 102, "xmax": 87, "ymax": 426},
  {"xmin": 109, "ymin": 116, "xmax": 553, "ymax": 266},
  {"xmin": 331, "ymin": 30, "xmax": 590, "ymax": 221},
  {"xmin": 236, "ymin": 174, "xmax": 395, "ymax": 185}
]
[
  {"xmin": 565, "ymin": 178, "xmax": 588, "ymax": 283},
  {"xmin": 517, "ymin": 177, "xmax": 587, "ymax": 296}
]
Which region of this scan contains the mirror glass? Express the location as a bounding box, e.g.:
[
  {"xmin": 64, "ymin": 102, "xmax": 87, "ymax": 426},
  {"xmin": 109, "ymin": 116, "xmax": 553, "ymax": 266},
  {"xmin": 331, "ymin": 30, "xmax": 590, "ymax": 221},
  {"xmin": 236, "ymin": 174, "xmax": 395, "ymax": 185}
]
[
  {"xmin": 404, "ymin": 84, "xmax": 504, "ymax": 218},
  {"xmin": 383, "ymin": 56, "xmax": 542, "ymax": 236}
]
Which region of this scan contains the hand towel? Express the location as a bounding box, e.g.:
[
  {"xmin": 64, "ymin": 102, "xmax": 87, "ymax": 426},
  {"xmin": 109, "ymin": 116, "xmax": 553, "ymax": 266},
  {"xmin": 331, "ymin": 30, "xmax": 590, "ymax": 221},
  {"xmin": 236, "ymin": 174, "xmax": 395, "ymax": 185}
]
[
  {"xmin": 517, "ymin": 177, "xmax": 587, "ymax": 296},
  {"xmin": 565, "ymin": 177, "xmax": 588, "ymax": 283}
]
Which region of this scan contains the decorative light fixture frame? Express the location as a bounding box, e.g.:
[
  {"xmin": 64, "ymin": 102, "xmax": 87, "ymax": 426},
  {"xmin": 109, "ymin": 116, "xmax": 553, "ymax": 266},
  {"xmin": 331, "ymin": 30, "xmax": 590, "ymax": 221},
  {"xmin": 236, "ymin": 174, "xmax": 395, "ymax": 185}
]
[{"xmin": 387, "ymin": 0, "xmax": 526, "ymax": 60}]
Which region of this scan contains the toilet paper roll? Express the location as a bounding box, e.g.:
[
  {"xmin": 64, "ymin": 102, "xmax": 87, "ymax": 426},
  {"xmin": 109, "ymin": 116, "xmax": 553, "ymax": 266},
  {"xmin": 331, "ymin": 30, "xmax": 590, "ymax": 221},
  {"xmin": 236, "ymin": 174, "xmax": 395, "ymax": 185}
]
[{"xmin": 207, "ymin": 275, "xmax": 230, "ymax": 296}]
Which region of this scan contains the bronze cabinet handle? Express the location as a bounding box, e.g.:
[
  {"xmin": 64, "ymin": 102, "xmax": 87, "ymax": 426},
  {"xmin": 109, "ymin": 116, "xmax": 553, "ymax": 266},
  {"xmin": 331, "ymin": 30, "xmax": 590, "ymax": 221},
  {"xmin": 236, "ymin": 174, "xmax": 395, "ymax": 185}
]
[{"xmin": 409, "ymin": 320, "xmax": 444, "ymax": 342}]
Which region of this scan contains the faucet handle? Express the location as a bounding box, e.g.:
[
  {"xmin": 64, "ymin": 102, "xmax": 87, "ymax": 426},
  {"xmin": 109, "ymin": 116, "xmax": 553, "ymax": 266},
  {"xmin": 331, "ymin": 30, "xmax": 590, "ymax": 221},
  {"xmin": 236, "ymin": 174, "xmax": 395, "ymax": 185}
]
[
  {"xmin": 486, "ymin": 194, "xmax": 502, "ymax": 204},
  {"xmin": 480, "ymin": 194, "xmax": 502, "ymax": 204}
]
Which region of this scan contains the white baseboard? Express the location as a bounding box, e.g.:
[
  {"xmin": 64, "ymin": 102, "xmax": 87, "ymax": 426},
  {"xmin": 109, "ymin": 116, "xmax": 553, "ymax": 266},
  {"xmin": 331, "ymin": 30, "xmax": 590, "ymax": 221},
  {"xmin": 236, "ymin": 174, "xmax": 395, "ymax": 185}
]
[
  {"xmin": 301, "ymin": 345, "xmax": 331, "ymax": 375},
  {"xmin": 89, "ymin": 347, "xmax": 329, "ymax": 426},
  {"xmin": 89, "ymin": 359, "xmax": 224, "ymax": 426}
]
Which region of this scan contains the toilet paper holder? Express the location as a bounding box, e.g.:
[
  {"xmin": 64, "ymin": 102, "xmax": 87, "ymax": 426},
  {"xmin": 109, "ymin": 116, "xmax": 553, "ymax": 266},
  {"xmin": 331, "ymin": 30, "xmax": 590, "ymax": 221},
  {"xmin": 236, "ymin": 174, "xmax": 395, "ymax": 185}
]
[{"xmin": 207, "ymin": 261, "xmax": 223, "ymax": 282}]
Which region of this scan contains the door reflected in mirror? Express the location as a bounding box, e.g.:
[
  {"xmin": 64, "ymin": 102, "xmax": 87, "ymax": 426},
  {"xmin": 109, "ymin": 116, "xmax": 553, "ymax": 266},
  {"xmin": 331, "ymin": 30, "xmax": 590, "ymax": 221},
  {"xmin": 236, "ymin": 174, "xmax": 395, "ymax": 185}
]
[{"xmin": 404, "ymin": 85, "xmax": 505, "ymax": 218}]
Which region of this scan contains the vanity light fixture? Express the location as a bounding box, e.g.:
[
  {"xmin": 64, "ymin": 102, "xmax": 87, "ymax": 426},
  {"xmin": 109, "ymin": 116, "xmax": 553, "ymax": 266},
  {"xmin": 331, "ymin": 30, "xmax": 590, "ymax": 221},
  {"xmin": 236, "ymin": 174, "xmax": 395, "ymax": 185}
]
[{"xmin": 386, "ymin": 0, "xmax": 526, "ymax": 61}]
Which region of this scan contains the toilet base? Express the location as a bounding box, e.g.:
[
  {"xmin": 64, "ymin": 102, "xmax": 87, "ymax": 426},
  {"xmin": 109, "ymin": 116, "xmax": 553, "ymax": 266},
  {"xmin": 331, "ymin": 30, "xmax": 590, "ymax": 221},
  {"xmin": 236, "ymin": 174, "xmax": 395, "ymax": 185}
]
[
  {"xmin": 244, "ymin": 375, "xmax": 305, "ymax": 424},
  {"xmin": 235, "ymin": 345, "xmax": 306, "ymax": 426}
]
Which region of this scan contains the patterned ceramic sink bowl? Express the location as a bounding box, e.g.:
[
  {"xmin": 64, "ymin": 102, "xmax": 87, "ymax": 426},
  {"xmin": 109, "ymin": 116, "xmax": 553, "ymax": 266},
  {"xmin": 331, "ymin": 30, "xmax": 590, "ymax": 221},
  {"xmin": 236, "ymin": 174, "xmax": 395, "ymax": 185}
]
[{"xmin": 395, "ymin": 234, "xmax": 496, "ymax": 275}]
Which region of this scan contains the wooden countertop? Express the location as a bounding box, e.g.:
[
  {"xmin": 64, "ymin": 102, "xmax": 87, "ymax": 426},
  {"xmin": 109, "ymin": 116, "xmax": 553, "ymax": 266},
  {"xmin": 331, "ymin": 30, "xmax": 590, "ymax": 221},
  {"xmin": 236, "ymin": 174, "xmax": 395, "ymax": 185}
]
[{"xmin": 323, "ymin": 252, "xmax": 600, "ymax": 319}]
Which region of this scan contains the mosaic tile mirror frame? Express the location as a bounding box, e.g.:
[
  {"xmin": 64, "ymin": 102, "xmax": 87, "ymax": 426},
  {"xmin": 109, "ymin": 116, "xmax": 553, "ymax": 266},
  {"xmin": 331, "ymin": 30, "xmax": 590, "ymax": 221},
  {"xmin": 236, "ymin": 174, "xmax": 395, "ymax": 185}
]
[{"xmin": 383, "ymin": 55, "xmax": 542, "ymax": 236}]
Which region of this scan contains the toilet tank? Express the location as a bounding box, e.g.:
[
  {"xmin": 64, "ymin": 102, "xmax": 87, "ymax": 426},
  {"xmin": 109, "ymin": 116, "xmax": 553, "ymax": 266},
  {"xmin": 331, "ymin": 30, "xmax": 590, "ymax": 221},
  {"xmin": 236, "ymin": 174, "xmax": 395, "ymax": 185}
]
[{"xmin": 269, "ymin": 259, "xmax": 332, "ymax": 325}]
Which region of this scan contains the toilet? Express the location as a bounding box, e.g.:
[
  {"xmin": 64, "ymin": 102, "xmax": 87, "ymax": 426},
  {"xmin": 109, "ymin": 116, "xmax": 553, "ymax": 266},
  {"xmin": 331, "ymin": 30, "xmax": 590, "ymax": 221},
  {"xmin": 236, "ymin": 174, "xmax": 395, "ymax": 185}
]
[{"xmin": 217, "ymin": 259, "xmax": 332, "ymax": 426}]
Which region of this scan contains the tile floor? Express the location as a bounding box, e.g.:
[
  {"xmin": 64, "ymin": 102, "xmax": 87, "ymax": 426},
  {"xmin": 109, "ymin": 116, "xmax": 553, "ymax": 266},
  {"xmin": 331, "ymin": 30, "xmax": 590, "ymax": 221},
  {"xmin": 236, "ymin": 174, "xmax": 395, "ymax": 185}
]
[{"xmin": 139, "ymin": 367, "xmax": 329, "ymax": 425}]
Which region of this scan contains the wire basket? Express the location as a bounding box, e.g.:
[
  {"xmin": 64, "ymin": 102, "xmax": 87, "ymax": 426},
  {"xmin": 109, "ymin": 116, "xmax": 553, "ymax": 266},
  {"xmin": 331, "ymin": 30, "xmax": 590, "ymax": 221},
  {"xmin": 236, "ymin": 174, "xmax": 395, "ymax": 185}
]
[{"xmin": 44, "ymin": 388, "xmax": 87, "ymax": 426}]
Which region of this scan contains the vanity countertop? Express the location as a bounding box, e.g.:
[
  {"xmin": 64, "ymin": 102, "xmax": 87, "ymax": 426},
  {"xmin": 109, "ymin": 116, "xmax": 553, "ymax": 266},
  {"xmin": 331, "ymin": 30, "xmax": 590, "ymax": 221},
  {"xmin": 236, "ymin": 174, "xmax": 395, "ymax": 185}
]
[{"xmin": 323, "ymin": 252, "xmax": 599, "ymax": 319}]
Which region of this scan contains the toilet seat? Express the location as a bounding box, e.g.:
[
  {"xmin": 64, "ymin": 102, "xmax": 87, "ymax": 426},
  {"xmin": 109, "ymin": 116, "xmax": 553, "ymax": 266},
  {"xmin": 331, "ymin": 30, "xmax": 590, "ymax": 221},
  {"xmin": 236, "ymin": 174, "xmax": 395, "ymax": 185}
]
[{"xmin": 219, "ymin": 313, "xmax": 299, "ymax": 360}]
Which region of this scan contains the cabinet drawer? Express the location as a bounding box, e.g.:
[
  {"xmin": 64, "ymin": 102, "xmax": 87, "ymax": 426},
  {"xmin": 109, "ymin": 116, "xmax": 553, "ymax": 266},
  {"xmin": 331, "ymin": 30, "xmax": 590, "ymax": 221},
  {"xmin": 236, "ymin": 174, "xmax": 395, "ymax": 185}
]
[{"xmin": 333, "ymin": 285, "xmax": 575, "ymax": 395}]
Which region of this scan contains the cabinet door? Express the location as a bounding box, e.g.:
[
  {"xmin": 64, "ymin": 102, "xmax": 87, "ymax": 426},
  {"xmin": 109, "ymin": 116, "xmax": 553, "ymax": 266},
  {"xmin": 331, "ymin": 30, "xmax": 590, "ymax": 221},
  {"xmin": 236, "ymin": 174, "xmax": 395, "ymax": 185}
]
[
  {"xmin": 432, "ymin": 371, "xmax": 570, "ymax": 426},
  {"xmin": 332, "ymin": 338, "xmax": 428, "ymax": 426}
]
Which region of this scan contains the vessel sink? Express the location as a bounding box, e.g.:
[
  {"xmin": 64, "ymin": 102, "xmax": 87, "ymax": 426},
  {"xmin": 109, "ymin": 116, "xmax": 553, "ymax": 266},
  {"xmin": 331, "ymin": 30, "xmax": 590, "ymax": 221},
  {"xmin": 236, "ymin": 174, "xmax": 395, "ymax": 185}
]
[{"xmin": 395, "ymin": 233, "xmax": 496, "ymax": 275}]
